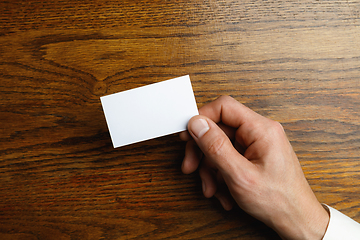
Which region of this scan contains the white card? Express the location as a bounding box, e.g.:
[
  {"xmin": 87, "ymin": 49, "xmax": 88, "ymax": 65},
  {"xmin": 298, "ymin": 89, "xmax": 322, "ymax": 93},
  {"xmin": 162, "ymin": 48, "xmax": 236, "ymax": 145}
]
[{"xmin": 100, "ymin": 75, "xmax": 199, "ymax": 148}]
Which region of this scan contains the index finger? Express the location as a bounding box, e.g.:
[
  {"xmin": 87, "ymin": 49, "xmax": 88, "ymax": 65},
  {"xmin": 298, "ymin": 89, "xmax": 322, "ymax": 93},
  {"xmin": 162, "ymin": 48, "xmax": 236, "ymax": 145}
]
[
  {"xmin": 199, "ymin": 96, "xmax": 271, "ymax": 147},
  {"xmin": 199, "ymin": 96, "xmax": 264, "ymax": 128}
]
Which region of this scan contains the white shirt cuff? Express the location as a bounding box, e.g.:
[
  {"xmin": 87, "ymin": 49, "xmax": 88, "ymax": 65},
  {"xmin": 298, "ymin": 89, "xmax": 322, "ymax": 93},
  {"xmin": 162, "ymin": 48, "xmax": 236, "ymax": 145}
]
[{"xmin": 322, "ymin": 204, "xmax": 360, "ymax": 240}]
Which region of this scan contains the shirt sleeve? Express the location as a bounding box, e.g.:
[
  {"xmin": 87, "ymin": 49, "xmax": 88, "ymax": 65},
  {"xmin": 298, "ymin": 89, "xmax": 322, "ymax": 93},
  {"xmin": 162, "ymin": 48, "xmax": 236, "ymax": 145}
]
[{"xmin": 322, "ymin": 204, "xmax": 360, "ymax": 240}]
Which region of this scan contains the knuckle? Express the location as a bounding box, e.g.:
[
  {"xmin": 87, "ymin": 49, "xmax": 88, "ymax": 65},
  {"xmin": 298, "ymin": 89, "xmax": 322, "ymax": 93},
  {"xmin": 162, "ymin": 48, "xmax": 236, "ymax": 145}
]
[
  {"xmin": 271, "ymin": 120, "xmax": 284, "ymax": 132},
  {"xmin": 261, "ymin": 120, "xmax": 286, "ymax": 144},
  {"xmin": 206, "ymin": 135, "xmax": 227, "ymax": 157},
  {"xmin": 218, "ymin": 95, "xmax": 233, "ymax": 104}
]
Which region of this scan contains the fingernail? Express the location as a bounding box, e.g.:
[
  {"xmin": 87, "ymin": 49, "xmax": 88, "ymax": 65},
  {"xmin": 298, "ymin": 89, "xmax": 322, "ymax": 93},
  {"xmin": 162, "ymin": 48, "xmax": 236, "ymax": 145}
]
[
  {"xmin": 217, "ymin": 195, "xmax": 230, "ymax": 211},
  {"xmin": 191, "ymin": 119, "xmax": 209, "ymax": 138},
  {"xmin": 202, "ymin": 181, "xmax": 206, "ymax": 193}
]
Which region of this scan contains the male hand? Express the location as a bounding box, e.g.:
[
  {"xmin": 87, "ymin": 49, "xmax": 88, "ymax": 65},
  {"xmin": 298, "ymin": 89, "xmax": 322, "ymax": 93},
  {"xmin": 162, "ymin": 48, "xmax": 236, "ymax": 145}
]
[{"xmin": 180, "ymin": 96, "xmax": 329, "ymax": 240}]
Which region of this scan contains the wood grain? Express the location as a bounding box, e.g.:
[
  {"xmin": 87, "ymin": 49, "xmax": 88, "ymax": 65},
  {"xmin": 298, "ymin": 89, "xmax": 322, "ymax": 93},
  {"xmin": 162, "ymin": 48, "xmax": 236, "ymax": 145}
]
[{"xmin": 1, "ymin": 0, "xmax": 360, "ymax": 239}]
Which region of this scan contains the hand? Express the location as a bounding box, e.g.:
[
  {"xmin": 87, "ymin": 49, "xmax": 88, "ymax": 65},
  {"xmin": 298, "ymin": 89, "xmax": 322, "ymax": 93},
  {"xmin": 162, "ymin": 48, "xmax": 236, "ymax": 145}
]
[{"xmin": 180, "ymin": 96, "xmax": 329, "ymax": 240}]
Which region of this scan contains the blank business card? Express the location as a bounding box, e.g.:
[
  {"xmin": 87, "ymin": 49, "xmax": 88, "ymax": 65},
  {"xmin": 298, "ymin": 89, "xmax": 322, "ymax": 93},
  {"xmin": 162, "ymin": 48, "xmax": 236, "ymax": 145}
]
[{"xmin": 100, "ymin": 75, "xmax": 199, "ymax": 148}]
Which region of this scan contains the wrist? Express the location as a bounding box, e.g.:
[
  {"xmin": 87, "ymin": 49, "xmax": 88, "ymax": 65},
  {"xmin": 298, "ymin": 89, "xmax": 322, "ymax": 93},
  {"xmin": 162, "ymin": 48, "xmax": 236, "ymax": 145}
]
[{"xmin": 272, "ymin": 200, "xmax": 330, "ymax": 240}]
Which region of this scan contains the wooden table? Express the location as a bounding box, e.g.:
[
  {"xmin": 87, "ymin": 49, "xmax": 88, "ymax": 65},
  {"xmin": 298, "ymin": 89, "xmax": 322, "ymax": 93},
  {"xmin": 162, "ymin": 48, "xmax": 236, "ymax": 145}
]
[{"xmin": 1, "ymin": 1, "xmax": 359, "ymax": 239}]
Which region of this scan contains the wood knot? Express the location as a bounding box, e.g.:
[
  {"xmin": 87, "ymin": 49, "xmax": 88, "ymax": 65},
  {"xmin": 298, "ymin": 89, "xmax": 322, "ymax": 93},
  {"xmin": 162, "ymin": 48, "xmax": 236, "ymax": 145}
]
[{"xmin": 93, "ymin": 82, "xmax": 107, "ymax": 96}]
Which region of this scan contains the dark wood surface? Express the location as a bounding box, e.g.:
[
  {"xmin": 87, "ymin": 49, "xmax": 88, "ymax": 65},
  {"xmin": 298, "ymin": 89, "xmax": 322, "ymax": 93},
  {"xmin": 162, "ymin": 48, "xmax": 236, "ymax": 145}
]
[{"xmin": 1, "ymin": 1, "xmax": 360, "ymax": 239}]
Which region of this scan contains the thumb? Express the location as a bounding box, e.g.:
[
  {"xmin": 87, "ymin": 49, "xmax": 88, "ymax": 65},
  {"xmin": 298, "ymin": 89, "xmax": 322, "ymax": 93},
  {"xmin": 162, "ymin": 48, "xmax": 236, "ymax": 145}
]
[{"xmin": 187, "ymin": 115, "xmax": 249, "ymax": 175}]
